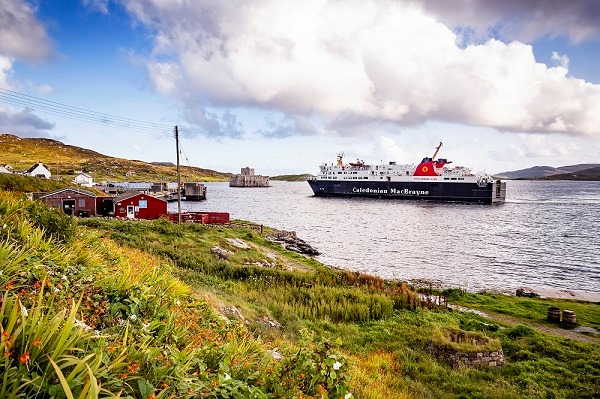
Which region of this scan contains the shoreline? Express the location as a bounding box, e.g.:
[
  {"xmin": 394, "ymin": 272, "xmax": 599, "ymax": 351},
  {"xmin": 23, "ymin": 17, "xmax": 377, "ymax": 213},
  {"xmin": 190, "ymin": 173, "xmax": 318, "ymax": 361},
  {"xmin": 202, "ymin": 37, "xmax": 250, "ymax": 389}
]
[
  {"xmin": 518, "ymin": 286, "xmax": 600, "ymax": 303},
  {"xmin": 403, "ymin": 278, "xmax": 600, "ymax": 303}
]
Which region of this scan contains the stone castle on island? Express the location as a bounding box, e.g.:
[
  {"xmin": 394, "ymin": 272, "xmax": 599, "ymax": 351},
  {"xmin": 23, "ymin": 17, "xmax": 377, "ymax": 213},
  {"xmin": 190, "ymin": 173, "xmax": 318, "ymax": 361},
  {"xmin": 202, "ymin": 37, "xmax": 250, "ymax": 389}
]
[{"xmin": 229, "ymin": 167, "xmax": 270, "ymax": 187}]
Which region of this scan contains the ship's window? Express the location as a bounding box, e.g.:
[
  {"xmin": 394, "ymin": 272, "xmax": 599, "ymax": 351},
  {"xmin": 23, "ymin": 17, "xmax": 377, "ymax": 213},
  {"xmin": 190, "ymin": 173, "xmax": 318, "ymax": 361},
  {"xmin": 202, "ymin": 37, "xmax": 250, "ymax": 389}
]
[
  {"xmin": 444, "ymin": 178, "xmax": 449, "ymax": 180},
  {"xmin": 338, "ymin": 172, "xmax": 341, "ymax": 174},
  {"xmin": 451, "ymin": 178, "xmax": 456, "ymax": 180}
]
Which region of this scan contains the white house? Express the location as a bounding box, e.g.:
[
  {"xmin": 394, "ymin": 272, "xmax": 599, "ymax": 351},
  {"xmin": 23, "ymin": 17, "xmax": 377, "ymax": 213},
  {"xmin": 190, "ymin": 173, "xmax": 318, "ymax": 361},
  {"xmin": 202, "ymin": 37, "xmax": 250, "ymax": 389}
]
[
  {"xmin": 0, "ymin": 164, "xmax": 13, "ymax": 174},
  {"xmin": 74, "ymin": 172, "xmax": 93, "ymax": 187},
  {"xmin": 24, "ymin": 162, "xmax": 51, "ymax": 179}
]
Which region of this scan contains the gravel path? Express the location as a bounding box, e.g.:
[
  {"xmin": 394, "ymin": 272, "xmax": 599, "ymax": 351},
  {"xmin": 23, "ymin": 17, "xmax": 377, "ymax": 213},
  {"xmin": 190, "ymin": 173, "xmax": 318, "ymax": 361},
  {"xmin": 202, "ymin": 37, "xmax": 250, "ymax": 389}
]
[{"xmin": 464, "ymin": 308, "xmax": 600, "ymax": 344}]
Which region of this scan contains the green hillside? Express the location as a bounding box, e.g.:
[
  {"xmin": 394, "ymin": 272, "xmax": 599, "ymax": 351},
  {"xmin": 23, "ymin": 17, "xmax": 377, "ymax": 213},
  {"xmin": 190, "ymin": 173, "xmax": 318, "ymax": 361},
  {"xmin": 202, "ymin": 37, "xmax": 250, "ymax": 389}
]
[{"xmin": 0, "ymin": 133, "xmax": 230, "ymax": 182}]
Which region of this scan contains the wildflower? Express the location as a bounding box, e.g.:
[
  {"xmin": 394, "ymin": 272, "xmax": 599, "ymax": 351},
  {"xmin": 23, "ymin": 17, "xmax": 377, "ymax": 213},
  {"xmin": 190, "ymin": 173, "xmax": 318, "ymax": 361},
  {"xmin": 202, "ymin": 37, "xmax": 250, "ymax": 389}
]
[
  {"xmin": 74, "ymin": 318, "xmax": 92, "ymax": 331},
  {"xmin": 129, "ymin": 314, "xmax": 137, "ymax": 322},
  {"xmin": 20, "ymin": 304, "xmax": 29, "ymax": 318},
  {"xmin": 160, "ymin": 382, "xmax": 168, "ymax": 389},
  {"xmin": 223, "ymin": 373, "xmax": 231, "ymax": 381},
  {"xmin": 19, "ymin": 352, "xmax": 30, "ymax": 365},
  {"xmin": 32, "ymin": 338, "xmax": 41, "ymax": 347},
  {"xmin": 148, "ymin": 394, "xmax": 156, "ymax": 399},
  {"xmin": 127, "ymin": 363, "xmax": 140, "ymax": 374},
  {"xmin": 332, "ymin": 361, "xmax": 342, "ymax": 370},
  {"xmin": 345, "ymin": 393, "xmax": 353, "ymax": 399},
  {"xmin": 119, "ymin": 373, "xmax": 128, "ymax": 379}
]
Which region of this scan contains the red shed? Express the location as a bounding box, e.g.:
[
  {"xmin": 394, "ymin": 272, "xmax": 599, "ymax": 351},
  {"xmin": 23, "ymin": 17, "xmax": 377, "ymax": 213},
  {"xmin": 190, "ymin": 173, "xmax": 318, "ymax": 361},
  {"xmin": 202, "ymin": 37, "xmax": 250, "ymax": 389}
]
[
  {"xmin": 39, "ymin": 188, "xmax": 97, "ymax": 217},
  {"xmin": 113, "ymin": 191, "xmax": 167, "ymax": 220}
]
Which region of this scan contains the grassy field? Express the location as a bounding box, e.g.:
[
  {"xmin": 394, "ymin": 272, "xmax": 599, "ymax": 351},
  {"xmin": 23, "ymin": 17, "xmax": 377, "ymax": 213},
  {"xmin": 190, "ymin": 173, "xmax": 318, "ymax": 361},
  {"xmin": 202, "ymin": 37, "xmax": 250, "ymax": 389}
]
[{"xmin": 79, "ymin": 217, "xmax": 600, "ymax": 399}]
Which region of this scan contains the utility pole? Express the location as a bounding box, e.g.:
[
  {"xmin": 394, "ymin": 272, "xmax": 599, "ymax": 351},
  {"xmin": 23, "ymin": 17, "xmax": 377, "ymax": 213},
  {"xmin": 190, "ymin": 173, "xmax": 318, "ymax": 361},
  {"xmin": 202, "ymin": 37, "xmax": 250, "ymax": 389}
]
[{"xmin": 175, "ymin": 125, "xmax": 181, "ymax": 224}]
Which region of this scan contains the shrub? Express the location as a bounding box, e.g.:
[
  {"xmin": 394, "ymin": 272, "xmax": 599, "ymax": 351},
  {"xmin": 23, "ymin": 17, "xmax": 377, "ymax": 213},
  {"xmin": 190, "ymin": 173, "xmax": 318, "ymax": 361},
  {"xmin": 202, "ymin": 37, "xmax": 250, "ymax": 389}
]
[{"xmin": 24, "ymin": 200, "xmax": 76, "ymax": 243}]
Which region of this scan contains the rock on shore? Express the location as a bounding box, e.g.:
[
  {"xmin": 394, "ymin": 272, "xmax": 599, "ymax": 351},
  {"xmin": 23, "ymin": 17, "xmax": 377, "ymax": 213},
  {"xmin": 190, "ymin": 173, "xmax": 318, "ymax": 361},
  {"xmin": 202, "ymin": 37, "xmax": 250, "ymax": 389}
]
[{"xmin": 267, "ymin": 230, "xmax": 320, "ymax": 256}]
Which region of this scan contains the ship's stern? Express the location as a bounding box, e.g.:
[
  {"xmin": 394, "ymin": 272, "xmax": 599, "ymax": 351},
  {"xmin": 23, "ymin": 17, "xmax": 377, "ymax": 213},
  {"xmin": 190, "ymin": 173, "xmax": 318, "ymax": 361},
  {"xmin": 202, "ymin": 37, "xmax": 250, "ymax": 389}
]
[{"xmin": 491, "ymin": 180, "xmax": 507, "ymax": 203}]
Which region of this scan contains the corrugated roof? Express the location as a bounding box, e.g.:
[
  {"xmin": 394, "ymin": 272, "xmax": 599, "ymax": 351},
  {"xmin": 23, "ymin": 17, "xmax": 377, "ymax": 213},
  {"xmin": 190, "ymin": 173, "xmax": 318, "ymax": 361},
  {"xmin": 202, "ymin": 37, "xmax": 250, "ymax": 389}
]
[
  {"xmin": 112, "ymin": 191, "xmax": 167, "ymax": 203},
  {"xmin": 39, "ymin": 187, "xmax": 97, "ymax": 198}
]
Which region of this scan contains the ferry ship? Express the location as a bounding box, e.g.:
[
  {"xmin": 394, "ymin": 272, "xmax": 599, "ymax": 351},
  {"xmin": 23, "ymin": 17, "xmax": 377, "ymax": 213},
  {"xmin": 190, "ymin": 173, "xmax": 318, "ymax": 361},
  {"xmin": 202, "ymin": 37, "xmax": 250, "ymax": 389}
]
[{"xmin": 307, "ymin": 143, "xmax": 506, "ymax": 203}]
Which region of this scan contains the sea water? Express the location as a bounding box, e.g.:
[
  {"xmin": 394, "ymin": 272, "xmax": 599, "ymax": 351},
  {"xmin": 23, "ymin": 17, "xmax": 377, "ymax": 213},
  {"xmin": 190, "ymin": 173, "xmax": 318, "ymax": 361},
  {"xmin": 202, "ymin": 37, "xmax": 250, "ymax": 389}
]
[{"xmin": 169, "ymin": 180, "xmax": 600, "ymax": 293}]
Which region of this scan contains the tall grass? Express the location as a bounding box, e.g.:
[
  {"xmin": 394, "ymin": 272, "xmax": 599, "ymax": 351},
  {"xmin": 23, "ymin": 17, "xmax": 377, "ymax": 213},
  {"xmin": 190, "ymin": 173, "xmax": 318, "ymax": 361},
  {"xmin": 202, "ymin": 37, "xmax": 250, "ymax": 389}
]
[{"xmin": 1, "ymin": 190, "xmax": 354, "ymax": 398}]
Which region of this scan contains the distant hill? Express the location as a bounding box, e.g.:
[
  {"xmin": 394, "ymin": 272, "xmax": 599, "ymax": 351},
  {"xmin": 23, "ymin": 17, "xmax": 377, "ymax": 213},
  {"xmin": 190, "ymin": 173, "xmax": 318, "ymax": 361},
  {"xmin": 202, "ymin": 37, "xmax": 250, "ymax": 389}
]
[
  {"xmin": 496, "ymin": 163, "xmax": 600, "ymax": 180},
  {"xmin": 0, "ymin": 133, "xmax": 230, "ymax": 182},
  {"xmin": 270, "ymin": 173, "xmax": 313, "ymax": 181},
  {"xmin": 545, "ymin": 166, "xmax": 600, "ymax": 181}
]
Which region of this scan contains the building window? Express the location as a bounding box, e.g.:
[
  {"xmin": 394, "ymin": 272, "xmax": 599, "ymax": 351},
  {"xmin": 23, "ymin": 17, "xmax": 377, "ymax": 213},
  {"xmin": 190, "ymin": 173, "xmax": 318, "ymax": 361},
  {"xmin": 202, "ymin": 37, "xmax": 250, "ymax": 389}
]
[{"xmin": 78, "ymin": 199, "xmax": 86, "ymax": 207}]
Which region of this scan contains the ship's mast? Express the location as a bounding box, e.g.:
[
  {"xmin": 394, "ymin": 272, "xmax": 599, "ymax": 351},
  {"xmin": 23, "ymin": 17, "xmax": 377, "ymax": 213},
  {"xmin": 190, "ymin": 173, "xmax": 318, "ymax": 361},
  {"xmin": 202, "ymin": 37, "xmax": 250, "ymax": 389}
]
[{"xmin": 431, "ymin": 142, "xmax": 443, "ymax": 160}]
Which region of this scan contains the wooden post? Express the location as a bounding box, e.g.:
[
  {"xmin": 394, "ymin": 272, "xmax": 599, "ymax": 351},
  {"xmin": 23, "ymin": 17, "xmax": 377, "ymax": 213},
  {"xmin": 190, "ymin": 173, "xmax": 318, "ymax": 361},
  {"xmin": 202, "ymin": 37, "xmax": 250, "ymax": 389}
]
[{"xmin": 175, "ymin": 125, "xmax": 181, "ymax": 224}]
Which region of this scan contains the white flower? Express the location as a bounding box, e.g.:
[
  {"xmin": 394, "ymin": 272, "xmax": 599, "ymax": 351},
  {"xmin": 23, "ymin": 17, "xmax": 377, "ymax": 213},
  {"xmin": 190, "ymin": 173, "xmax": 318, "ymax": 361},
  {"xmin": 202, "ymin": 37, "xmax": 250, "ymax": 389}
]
[
  {"xmin": 74, "ymin": 318, "xmax": 92, "ymax": 331},
  {"xmin": 345, "ymin": 393, "xmax": 353, "ymax": 399},
  {"xmin": 333, "ymin": 361, "xmax": 342, "ymax": 370},
  {"xmin": 20, "ymin": 304, "xmax": 29, "ymax": 318},
  {"xmin": 175, "ymin": 300, "xmax": 181, "ymax": 306},
  {"xmin": 129, "ymin": 314, "xmax": 137, "ymax": 322},
  {"xmin": 223, "ymin": 373, "xmax": 231, "ymax": 381}
]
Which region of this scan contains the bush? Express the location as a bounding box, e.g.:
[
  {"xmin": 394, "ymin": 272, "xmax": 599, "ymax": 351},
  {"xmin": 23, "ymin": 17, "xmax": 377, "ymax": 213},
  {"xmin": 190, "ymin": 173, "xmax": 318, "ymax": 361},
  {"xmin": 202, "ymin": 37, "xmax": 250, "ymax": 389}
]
[
  {"xmin": 506, "ymin": 325, "xmax": 535, "ymax": 339},
  {"xmin": 25, "ymin": 200, "xmax": 76, "ymax": 243}
]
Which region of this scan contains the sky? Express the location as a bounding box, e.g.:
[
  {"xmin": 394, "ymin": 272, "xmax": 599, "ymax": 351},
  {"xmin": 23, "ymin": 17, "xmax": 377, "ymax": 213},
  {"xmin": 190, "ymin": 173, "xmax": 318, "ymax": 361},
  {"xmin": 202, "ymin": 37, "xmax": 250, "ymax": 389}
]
[{"xmin": 1, "ymin": 0, "xmax": 600, "ymax": 175}]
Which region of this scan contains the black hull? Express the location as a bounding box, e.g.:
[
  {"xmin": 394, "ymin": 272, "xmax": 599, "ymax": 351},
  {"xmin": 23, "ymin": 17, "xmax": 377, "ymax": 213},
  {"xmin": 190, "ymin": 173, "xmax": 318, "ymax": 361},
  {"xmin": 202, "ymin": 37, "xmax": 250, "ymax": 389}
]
[{"xmin": 307, "ymin": 180, "xmax": 503, "ymax": 204}]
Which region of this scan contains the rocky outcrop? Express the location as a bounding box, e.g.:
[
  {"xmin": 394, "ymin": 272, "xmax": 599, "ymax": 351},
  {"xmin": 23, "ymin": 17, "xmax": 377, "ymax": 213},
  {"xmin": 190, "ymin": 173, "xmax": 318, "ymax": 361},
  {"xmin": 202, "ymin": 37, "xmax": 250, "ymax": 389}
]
[{"xmin": 267, "ymin": 230, "xmax": 320, "ymax": 256}]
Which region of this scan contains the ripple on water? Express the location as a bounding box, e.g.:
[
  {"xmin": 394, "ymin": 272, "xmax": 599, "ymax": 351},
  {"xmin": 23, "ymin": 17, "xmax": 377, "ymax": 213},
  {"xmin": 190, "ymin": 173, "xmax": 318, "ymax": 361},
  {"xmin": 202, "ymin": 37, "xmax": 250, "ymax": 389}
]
[{"xmin": 172, "ymin": 180, "xmax": 600, "ymax": 293}]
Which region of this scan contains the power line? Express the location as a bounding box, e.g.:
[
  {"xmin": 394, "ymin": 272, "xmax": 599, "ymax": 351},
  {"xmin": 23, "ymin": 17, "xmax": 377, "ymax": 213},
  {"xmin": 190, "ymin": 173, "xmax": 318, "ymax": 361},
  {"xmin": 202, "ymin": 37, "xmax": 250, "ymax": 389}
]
[{"xmin": 0, "ymin": 87, "xmax": 172, "ymax": 135}]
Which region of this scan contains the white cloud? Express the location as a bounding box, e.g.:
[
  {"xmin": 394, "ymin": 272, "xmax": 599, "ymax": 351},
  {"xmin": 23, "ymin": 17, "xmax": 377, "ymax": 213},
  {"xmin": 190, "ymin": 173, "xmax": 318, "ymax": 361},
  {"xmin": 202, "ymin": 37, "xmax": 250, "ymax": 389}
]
[
  {"xmin": 551, "ymin": 51, "xmax": 570, "ymax": 69},
  {"xmin": 0, "ymin": 106, "xmax": 55, "ymax": 136},
  {"xmin": 0, "ymin": 56, "xmax": 13, "ymax": 88},
  {"xmin": 122, "ymin": 0, "xmax": 600, "ymax": 139},
  {"xmin": 82, "ymin": 0, "xmax": 110, "ymax": 15},
  {"xmin": 416, "ymin": 0, "xmax": 600, "ymax": 44},
  {"xmin": 0, "ymin": 0, "xmax": 51, "ymax": 61}
]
